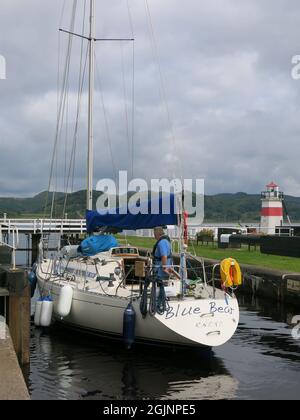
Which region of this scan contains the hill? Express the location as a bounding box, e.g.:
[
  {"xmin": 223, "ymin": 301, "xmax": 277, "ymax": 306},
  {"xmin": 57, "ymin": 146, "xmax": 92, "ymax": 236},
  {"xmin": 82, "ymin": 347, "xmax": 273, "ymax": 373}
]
[{"xmin": 0, "ymin": 190, "xmax": 299, "ymax": 222}]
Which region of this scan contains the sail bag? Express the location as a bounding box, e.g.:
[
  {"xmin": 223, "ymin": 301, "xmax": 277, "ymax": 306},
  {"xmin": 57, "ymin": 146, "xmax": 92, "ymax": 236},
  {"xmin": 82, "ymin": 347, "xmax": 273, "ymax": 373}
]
[{"xmin": 79, "ymin": 235, "xmax": 119, "ymax": 256}]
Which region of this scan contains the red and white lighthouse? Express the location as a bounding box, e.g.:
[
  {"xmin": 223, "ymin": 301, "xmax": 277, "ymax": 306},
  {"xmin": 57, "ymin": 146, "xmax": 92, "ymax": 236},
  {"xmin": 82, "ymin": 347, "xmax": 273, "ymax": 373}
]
[{"xmin": 260, "ymin": 182, "xmax": 283, "ymax": 235}]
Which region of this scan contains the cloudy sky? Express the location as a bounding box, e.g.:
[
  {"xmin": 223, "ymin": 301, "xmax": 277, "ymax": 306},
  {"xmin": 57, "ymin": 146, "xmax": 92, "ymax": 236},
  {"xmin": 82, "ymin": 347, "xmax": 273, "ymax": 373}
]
[{"xmin": 1, "ymin": 0, "xmax": 300, "ymax": 197}]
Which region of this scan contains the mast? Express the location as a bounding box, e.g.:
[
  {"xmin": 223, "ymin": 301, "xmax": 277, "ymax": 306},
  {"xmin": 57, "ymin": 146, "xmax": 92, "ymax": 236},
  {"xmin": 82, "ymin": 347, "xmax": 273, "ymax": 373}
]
[
  {"xmin": 59, "ymin": 1, "xmax": 133, "ymax": 211},
  {"xmin": 87, "ymin": 0, "xmax": 95, "ymax": 210}
]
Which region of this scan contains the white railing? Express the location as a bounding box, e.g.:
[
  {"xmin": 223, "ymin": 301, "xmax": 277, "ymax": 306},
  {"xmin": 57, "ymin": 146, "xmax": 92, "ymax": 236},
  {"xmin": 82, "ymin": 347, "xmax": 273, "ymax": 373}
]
[
  {"xmin": 0, "ymin": 222, "xmax": 19, "ymax": 270},
  {"xmin": 0, "ymin": 218, "xmax": 86, "ymax": 234}
]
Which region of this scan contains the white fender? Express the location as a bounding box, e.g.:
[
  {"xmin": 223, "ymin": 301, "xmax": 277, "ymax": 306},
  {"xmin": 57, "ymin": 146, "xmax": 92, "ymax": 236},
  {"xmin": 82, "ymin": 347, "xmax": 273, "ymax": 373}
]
[
  {"xmin": 56, "ymin": 285, "xmax": 73, "ymax": 318},
  {"xmin": 40, "ymin": 300, "xmax": 53, "ymax": 327},
  {"xmin": 34, "ymin": 300, "xmax": 43, "ymax": 327}
]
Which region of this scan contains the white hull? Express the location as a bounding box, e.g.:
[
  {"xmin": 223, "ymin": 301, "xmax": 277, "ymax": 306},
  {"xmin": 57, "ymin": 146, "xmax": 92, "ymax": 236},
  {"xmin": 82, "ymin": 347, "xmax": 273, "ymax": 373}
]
[{"xmin": 37, "ymin": 276, "xmax": 239, "ymax": 348}]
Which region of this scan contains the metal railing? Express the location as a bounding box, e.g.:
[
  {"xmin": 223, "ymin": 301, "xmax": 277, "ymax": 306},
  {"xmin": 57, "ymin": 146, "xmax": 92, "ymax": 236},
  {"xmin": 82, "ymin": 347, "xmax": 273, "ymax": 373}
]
[
  {"xmin": 0, "ymin": 218, "xmax": 86, "ymax": 234},
  {"xmin": 261, "ymin": 191, "xmax": 284, "ymax": 200},
  {"xmin": 0, "ymin": 222, "xmax": 19, "ymax": 270}
]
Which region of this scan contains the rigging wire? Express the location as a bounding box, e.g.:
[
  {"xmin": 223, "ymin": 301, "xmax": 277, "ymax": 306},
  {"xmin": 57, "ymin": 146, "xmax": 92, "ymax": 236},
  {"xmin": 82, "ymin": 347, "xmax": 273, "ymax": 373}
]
[
  {"xmin": 120, "ymin": 41, "xmax": 132, "ymax": 177},
  {"xmin": 143, "ymin": 1, "xmax": 186, "ymax": 295},
  {"xmin": 44, "ymin": 0, "xmax": 137, "ymax": 231},
  {"xmin": 62, "ymin": 45, "xmax": 89, "ymax": 219},
  {"xmin": 122, "ymin": 0, "xmax": 136, "ymax": 245},
  {"xmin": 64, "ymin": 82, "xmax": 70, "ymax": 195},
  {"xmin": 119, "ymin": 39, "xmax": 135, "ymax": 182},
  {"xmin": 131, "ymin": 42, "xmax": 135, "ymax": 180},
  {"xmin": 57, "ymin": 0, "xmax": 67, "ymax": 130},
  {"xmin": 94, "ymin": 54, "xmax": 118, "ymax": 182},
  {"xmin": 71, "ymin": 0, "xmax": 88, "ymax": 195},
  {"xmin": 48, "ymin": 0, "xmax": 66, "ymax": 222},
  {"xmin": 143, "ymin": 0, "xmax": 183, "ymax": 182},
  {"xmin": 44, "ymin": 0, "xmax": 78, "ymax": 219},
  {"xmin": 126, "ymin": 0, "xmax": 135, "ymax": 180},
  {"xmin": 50, "ymin": 0, "xmax": 77, "ymax": 222},
  {"xmin": 61, "ymin": 0, "xmax": 89, "ymax": 219}
]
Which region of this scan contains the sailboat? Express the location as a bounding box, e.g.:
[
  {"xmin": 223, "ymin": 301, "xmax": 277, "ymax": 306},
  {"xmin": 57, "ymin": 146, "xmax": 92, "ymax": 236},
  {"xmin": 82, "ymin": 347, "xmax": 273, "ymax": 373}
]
[{"xmin": 35, "ymin": 0, "xmax": 240, "ymax": 349}]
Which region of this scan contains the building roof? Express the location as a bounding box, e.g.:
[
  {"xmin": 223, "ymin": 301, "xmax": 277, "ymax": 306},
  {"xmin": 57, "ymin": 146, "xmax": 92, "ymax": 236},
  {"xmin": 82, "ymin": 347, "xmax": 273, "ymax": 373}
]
[{"xmin": 266, "ymin": 182, "xmax": 278, "ymax": 188}]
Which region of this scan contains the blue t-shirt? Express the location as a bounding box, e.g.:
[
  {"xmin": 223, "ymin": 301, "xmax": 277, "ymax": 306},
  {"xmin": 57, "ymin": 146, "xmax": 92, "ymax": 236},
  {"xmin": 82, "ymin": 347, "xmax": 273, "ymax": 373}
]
[{"xmin": 154, "ymin": 238, "xmax": 172, "ymax": 279}]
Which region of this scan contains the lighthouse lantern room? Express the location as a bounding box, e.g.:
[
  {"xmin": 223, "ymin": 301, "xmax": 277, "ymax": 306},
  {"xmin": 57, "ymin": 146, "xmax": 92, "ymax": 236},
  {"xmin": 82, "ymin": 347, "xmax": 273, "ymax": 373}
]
[{"xmin": 260, "ymin": 182, "xmax": 284, "ymax": 235}]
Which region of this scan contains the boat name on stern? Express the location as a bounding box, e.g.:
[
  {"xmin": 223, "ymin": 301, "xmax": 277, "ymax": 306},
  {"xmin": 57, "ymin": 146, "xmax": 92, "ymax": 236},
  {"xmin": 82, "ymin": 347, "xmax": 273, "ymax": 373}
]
[{"xmin": 165, "ymin": 302, "xmax": 235, "ymax": 320}]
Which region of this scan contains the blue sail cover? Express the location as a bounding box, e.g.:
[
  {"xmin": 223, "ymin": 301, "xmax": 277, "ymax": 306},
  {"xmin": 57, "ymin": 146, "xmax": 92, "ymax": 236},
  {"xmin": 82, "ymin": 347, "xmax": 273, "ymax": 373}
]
[
  {"xmin": 80, "ymin": 235, "xmax": 119, "ymax": 256},
  {"xmin": 86, "ymin": 194, "xmax": 178, "ymax": 232}
]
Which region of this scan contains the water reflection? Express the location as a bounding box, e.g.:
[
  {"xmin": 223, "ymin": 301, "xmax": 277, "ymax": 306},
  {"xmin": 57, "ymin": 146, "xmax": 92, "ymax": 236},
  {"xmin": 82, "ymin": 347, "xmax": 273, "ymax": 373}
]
[
  {"xmin": 25, "ymin": 326, "xmax": 238, "ymax": 400},
  {"xmin": 24, "ymin": 296, "xmax": 300, "ymax": 400},
  {"xmin": 215, "ymin": 296, "xmax": 300, "ymax": 400},
  {"xmin": 236, "ymin": 296, "xmax": 300, "ymax": 363}
]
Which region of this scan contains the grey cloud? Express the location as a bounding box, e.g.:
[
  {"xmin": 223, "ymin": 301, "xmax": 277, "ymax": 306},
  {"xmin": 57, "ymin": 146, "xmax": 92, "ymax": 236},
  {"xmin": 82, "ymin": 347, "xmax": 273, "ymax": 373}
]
[{"xmin": 0, "ymin": 0, "xmax": 300, "ymax": 198}]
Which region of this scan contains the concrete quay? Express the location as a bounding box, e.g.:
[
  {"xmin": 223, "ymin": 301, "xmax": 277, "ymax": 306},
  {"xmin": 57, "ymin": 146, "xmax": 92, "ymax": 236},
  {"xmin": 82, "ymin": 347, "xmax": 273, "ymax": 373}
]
[{"xmin": 0, "ymin": 323, "xmax": 30, "ymax": 400}]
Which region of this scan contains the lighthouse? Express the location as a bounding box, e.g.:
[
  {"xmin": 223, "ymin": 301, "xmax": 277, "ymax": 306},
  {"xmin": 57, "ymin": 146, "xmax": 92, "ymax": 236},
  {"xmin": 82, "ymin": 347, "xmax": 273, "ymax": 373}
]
[{"xmin": 260, "ymin": 182, "xmax": 284, "ymax": 235}]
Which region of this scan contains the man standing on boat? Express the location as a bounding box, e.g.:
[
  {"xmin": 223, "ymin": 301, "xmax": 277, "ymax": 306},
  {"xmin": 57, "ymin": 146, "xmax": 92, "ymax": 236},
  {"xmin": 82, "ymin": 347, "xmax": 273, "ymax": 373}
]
[{"xmin": 153, "ymin": 227, "xmax": 180, "ymax": 280}]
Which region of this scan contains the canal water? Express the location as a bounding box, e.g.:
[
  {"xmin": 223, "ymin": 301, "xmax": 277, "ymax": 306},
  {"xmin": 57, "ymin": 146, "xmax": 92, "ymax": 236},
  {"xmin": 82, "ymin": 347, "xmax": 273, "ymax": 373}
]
[{"xmin": 23, "ymin": 296, "xmax": 300, "ymax": 400}]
